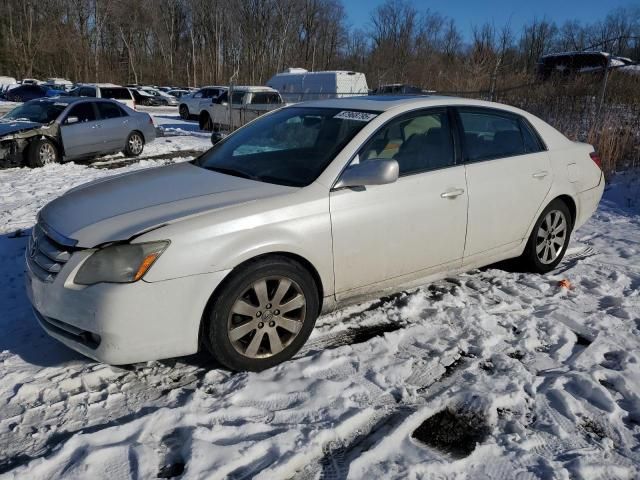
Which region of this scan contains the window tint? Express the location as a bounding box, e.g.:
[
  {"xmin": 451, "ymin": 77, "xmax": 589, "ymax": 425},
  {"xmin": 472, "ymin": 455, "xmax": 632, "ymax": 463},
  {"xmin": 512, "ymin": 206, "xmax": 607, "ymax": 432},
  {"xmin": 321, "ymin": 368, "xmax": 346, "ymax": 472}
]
[
  {"xmin": 193, "ymin": 91, "xmax": 203, "ymax": 98},
  {"xmin": 66, "ymin": 102, "xmax": 97, "ymax": 122},
  {"xmin": 251, "ymin": 92, "xmax": 282, "ymax": 105},
  {"xmin": 97, "ymin": 101, "xmax": 125, "ymax": 119},
  {"xmin": 358, "ymin": 110, "xmax": 454, "ymax": 175},
  {"xmin": 79, "ymin": 87, "xmax": 96, "ymax": 97},
  {"xmin": 459, "ymin": 110, "xmax": 541, "ymax": 161},
  {"xmin": 100, "ymin": 87, "xmax": 131, "ymax": 100},
  {"xmin": 520, "ymin": 119, "xmax": 544, "ymax": 153},
  {"xmin": 231, "ymin": 92, "xmax": 245, "ymax": 105}
]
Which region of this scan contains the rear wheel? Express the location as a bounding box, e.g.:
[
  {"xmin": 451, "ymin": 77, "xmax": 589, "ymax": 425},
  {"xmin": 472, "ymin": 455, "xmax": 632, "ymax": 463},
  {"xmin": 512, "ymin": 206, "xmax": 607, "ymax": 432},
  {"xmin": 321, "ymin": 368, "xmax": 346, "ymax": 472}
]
[
  {"xmin": 204, "ymin": 256, "xmax": 319, "ymax": 371},
  {"xmin": 27, "ymin": 138, "xmax": 59, "ymax": 168},
  {"xmin": 179, "ymin": 105, "xmax": 189, "ymax": 119},
  {"xmin": 199, "ymin": 112, "xmax": 213, "ymax": 131},
  {"xmin": 123, "ymin": 131, "xmax": 144, "ymax": 157},
  {"xmin": 519, "ymin": 199, "xmax": 572, "ymax": 273}
]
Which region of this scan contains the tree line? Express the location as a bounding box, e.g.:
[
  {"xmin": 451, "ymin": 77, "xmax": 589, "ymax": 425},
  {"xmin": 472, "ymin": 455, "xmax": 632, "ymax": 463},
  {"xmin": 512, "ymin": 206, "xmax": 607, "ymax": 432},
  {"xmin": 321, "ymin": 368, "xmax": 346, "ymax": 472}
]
[{"xmin": 0, "ymin": 0, "xmax": 639, "ymax": 91}]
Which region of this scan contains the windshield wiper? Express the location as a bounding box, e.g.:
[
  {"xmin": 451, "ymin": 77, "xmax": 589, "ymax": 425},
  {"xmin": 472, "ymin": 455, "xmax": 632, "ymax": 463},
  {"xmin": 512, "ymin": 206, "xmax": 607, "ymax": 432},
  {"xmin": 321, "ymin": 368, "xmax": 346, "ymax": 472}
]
[{"xmin": 204, "ymin": 166, "xmax": 258, "ymax": 181}]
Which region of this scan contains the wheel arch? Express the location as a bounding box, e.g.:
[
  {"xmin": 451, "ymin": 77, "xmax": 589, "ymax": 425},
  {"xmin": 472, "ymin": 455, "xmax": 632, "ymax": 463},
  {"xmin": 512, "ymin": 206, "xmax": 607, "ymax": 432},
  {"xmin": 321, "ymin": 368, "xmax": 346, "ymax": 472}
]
[
  {"xmin": 24, "ymin": 134, "xmax": 63, "ymax": 162},
  {"xmin": 198, "ymin": 251, "xmax": 325, "ymax": 346},
  {"xmin": 129, "ymin": 129, "xmax": 146, "ymax": 143},
  {"xmin": 555, "ymin": 194, "xmax": 577, "ymax": 228}
]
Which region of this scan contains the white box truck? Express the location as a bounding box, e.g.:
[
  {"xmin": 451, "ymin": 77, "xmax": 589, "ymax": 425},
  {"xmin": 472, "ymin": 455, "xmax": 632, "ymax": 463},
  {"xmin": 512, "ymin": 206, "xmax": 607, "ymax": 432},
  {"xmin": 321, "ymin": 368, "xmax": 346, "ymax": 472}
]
[{"xmin": 267, "ymin": 68, "xmax": 368, "ymax": 103}]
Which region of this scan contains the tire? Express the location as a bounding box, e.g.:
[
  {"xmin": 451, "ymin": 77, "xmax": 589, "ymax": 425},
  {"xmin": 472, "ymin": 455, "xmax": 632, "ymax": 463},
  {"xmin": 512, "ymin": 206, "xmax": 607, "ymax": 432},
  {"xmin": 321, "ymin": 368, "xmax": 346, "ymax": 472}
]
[
  {"xmin": 179, "ymin": 105, "xmax": 189, "ymax": 120},
  {"xmin": 199, "ymin": 112, "xmax": 212, "ymax": 131},
  {"xmin": 204, "ymin": 256, "xmax": 320, "ymax": 372},
  {"xmin": 519, "ymin": 199, "xmax": 572, "ymax": 273},
  {"xmin": 27, "ymin": 138, "xmax": 60, "ymax": 168},
  {"xmin": 123, "ymin": 131, "xmax": 145, "ymax": 157}
]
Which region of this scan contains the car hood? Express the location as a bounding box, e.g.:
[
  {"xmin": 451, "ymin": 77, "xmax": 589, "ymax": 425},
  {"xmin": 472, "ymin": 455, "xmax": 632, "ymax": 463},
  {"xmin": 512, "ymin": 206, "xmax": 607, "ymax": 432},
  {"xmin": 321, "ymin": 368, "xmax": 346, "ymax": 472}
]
[
  {"xmin": 0, "ymin": 120, "xmax": 42, "ymax": 136},
  {"xmin": 39, "ymin": 162, "xmax": 297, "ymax": 247}
]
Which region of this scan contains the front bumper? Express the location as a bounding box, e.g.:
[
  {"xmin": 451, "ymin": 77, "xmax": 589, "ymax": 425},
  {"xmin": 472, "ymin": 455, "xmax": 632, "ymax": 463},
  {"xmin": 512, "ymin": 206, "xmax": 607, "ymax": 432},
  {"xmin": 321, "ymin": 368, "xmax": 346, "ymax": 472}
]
[{"xmin": 25, "ymin": 248, "xmax": 230, "ymax": 365}]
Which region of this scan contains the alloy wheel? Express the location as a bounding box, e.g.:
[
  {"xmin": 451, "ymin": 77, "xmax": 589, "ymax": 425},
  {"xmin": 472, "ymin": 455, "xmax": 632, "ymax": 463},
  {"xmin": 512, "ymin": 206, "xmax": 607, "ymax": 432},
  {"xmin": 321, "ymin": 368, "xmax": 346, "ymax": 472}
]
[
  {"xmin": 227, "ymin": 276, "xmax": 306, "ymax": 359},
  {"xmin": 128, "ymin": 134, "xmax": 143, "ymax": 155},
  {"xmin": 535, "ymin": 209, "xmax": 567, "ymax": 264},
  {"xmin": 39, "ymin": 143, "xmax": 56, "ymax": 165}
]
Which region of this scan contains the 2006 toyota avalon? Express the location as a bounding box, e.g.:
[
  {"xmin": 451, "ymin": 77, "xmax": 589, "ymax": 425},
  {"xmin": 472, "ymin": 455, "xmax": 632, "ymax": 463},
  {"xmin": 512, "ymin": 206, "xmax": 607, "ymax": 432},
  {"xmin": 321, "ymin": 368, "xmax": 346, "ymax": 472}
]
[{"xmin": 25, "ymin": 96, "xmax": 604, "ymax": 371}]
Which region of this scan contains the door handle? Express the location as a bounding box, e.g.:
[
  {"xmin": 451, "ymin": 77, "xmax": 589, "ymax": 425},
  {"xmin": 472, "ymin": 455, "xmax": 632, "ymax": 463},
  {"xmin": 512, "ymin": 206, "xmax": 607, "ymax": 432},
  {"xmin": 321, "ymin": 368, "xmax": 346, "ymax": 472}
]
[
  {"xmin": 440, "ymin": 188, "xmax": 465, "ymax": 199},
  {"xmin": 532, "ymin": 170, "xmax": 549, "ymax": 179}
]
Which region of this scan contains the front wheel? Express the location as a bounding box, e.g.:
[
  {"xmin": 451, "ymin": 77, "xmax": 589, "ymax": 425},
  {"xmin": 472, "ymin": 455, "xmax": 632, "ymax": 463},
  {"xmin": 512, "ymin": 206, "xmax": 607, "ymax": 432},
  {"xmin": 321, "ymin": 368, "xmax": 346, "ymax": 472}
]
[
  {"xmin": 519, "ymin": 199, "xmax": 572, "ymax": 273},
  {"xmin": 204, "ymin": 256, "xmax": 319, "ymax": 371},
  {"xmin": 27, "ymin": 138, "xmax": 60, "ymax": 168},
  {"xmin": 123, "ymin": 131, "xmax": 144, "ymax": 157},
  {"xmin": 179, "ymin": 105, "xmax": 189, "ymax": 119}
]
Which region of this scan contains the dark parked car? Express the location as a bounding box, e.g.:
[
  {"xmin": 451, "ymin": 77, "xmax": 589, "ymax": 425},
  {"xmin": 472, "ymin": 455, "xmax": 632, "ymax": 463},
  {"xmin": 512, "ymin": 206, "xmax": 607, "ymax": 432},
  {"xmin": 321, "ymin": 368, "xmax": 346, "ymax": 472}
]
[
  {"xmin": 4, "ymin": 84, "xmax": 48, "ymax": 102},
  {"xmin": 128, "ymin": 88, "xmax": 163, "ymax": 106},
  {"xmin": 0, "ymin": 97, "xmax": 156, "ymax": 167}
]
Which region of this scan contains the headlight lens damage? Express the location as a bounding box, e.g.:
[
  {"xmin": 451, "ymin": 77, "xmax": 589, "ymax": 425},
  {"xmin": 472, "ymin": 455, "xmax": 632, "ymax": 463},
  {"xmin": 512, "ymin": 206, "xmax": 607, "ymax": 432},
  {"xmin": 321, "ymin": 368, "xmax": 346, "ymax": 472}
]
[{"xmin": 75, "ymin": 241, "xmax": 169, "ymax": 285}]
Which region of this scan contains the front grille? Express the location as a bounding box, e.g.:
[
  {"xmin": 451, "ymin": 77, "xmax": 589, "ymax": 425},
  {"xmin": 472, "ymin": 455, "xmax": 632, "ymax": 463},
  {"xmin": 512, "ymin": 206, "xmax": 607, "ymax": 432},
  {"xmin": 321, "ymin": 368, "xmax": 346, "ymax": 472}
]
[{"xmin": 26, "ymin": 222, "xmax": 74, "ymax": 283}]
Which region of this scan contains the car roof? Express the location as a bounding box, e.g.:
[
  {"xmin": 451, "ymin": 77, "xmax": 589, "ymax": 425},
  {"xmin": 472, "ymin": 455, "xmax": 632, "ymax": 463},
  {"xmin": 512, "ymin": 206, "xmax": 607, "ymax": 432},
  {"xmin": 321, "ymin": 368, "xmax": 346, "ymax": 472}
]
[
  {"xmin": 77, "ymin": 83, "xmax": 125, "ymax": 88},
  {"xmin": 232, "ymin": 86, "xmax": 278, "ymax": 93},
  {"xmin": 29, "ymin": 97, "xmax": 121, "ymax": 106},
  {"xmin": 293, "ymin": 95, "xmax": 523, "ymax": 113}
]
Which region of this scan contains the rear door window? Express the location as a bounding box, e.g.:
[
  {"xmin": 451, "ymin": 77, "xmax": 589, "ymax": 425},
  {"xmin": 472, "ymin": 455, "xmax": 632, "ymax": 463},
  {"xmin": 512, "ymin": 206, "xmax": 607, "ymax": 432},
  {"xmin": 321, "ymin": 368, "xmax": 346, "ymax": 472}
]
[
  {"xmin": 100, "ymin": 87, "xmax": 132, "ymax": 100},
  {"xmin": 97, "ymin": 101, "xmax": 125, "ymax": 119},
  {"xmin": 79, "ymin": 87, "xmax": 96, "ymax": 97},
  {"xmin": 458, "ymin": 109, "xmax": 543, "ymax": 162},
  {"xmin": 231, "ymin": 92, "xmax": 245, "ymax": 105},
  {"xmin": 251, "ymin": 92, "xmax": 282, "ymax": 105}
]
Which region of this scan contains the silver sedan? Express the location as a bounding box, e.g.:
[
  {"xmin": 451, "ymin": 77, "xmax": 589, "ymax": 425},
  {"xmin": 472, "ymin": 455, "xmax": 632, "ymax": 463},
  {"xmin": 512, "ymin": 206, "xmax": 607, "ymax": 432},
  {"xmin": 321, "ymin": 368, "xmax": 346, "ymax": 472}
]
[{"xmin": 0, "ymin": 97, "xmax": 156, "ymax": 167}]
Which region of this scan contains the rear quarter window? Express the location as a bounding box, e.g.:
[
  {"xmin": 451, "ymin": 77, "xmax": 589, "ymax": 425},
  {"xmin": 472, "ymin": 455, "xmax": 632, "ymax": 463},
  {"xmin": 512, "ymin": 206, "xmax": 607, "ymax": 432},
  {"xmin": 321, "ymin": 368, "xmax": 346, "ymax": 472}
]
[
  {"xmin": 458, "ymin": 109, "xmax": 544, "ymax": 162},
  {"xmin": 100, "ymin": 87, "xmax": 132, "ymax": 100}
]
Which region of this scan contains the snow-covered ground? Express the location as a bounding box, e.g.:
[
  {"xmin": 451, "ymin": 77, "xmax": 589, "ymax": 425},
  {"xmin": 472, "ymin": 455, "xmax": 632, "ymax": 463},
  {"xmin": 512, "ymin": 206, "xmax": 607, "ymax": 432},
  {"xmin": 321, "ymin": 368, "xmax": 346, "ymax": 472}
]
[{"xmin": 0, "ymin": 114, "xmax": 639, "ymax": 479}]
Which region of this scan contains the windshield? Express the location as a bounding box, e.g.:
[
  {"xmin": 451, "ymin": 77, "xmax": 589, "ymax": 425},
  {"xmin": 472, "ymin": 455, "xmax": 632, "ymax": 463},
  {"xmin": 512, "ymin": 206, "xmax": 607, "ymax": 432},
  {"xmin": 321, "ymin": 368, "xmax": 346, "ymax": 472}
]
[
  {"xmin": 195, "ymin": 107, "xmax": 376, "ymax": 187},
  {"xmin": 3, "ymin": 102, "xmax": 66, "ymax": 124}
]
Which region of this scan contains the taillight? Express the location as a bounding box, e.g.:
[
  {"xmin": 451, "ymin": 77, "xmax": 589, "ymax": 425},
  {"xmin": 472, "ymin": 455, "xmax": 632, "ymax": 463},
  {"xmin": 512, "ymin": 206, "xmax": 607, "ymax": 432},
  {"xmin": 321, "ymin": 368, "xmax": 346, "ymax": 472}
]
[{"xmin": 589, "ymin": 152, "xmax": 602, "ymax": 170}]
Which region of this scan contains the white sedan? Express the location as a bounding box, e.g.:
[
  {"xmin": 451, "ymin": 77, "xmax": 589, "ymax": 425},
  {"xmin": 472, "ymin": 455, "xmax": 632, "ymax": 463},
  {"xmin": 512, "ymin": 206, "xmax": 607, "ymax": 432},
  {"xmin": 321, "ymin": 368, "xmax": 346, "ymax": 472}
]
[{"xmin": 25, "ymin": 96, "xmax": 604, "ymax": 371}]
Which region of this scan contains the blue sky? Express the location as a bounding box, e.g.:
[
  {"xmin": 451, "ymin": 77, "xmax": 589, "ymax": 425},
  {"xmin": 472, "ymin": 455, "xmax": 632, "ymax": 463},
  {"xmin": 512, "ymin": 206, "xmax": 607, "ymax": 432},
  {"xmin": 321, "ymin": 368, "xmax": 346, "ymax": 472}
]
[{"xmin": 345, "ymin": 0, "xmax": 636, "ymax": 39}]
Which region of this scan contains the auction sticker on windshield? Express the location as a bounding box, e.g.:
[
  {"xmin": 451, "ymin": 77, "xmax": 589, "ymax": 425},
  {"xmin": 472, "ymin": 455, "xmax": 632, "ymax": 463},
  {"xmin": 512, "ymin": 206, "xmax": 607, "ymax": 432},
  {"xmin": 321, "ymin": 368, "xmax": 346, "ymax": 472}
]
[{"xmin": 333, "ymin": 111, "xmax": 378, "ymax": 122}]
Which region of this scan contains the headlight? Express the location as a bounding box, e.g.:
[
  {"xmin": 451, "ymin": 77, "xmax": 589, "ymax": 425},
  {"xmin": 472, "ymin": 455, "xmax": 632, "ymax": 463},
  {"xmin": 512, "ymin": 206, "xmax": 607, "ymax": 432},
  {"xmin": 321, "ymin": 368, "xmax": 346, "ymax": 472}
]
[{"xmin": 75, "ymin": 241, "xmax": 169, "ymax": 285}]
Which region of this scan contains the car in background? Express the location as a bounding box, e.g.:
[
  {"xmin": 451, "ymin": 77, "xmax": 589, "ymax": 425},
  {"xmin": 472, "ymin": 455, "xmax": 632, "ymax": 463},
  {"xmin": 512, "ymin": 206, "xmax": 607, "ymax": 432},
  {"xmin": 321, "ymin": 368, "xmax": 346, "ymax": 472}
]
[
  {"xmin": 21, "ymin": 78, "xmax": 41, "ymax": 85},
  {"xmin": 536, "ymin": 51, "xmax": 638, "ymax": 80},
  {"xmin": 128, "ymin": 88, "xmax": 163, "ymax": 106},
  {"xmin": 3, "ymin": 84, "xmax": 49, "ymax": 102},
  {"xmin": 68, "ymin": 83, "xmax": 136, "ymax": 109},
  {"xmin": 373, "ymin": 84, "xmax": 433, "ymax": 95},
  {"xmin": 138, "ymin": 87, "xmax": 178, "ymax": 106},
  {"xmin": 198, "ymin": 86, "xmax": 284, "ymax": 131},
  {"xmin": 167, "ymin": 89, "xmax": 190, "ymax": 99},
  {"xmin": 267, "ymin": 68, "xmax": 368, "ymax": 102},
  {"xmin": 25, "ymin": 96, "xmax": 604, "ymax": 371},
  {"xmin": 0, "ymin": 76, "xmax": 17, "ymax": 90},
  {"xmin": 0, "ymin": 97, "xmax": 155, "ymax": 167},
  {"xmin": 178, "ymin": 86, "xmax": 227, "ymax": 119},
  {"xmin": 42, "ymin": 78, "xmax": 74, "ymax": 92}
]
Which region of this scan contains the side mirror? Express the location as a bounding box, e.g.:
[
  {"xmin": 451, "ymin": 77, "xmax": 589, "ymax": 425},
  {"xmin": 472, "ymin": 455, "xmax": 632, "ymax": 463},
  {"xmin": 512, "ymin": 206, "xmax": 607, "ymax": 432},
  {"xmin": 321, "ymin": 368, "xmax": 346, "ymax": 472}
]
[
  {"xmin": 65, "ymin": 116, "xmax": 79, "ymax": 125},
  {"xmin": 334, "ymin": 158, "xmax": 399, "ymax": 189}
]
